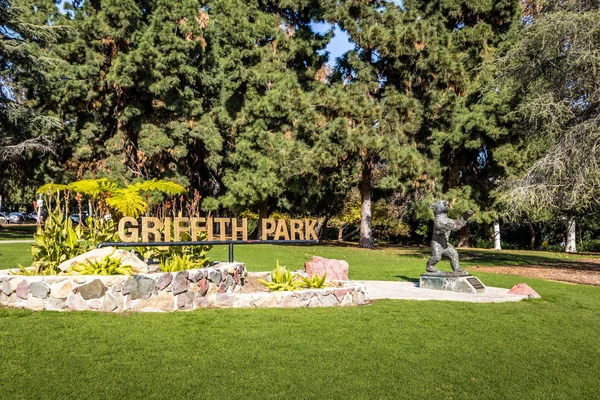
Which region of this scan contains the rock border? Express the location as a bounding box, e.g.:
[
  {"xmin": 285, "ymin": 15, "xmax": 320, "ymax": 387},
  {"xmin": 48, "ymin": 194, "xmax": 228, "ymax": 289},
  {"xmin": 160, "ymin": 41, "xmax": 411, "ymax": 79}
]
[{"xmin": 0, "ymin": 264, "xmax": 366, "ymax": 312}]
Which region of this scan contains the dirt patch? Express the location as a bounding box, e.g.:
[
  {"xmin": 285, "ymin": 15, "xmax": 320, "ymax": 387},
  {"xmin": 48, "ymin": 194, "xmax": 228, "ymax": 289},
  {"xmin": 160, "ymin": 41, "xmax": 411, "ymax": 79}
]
[
  {"xmin": 239, "ymin": 274, "xmax": 269, "ymax": 293},
  {"xmin": 467, "ymin": 265, "xmax": 600, "ymax": 286}
]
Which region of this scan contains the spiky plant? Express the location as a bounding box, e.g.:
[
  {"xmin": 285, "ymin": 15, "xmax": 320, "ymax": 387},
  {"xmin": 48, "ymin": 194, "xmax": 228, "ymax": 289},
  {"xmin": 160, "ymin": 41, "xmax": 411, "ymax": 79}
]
[
  {"xmin": 301, "ymin": 273, "xmax": 328, "ymax": 289},
  {"xmin": 70, "ymin": 252, "xmax": 133, "ymax": 276},
  {"xmin": 258, "ymin": 260, "xmax": 304, "ymax": 292}
]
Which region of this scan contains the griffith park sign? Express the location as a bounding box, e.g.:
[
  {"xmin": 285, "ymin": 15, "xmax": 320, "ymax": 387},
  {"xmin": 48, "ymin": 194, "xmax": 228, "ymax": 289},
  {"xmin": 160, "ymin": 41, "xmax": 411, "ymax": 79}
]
[{"xmin": 117, "ymin": 217, "xmax": 319, "ymax": 243}]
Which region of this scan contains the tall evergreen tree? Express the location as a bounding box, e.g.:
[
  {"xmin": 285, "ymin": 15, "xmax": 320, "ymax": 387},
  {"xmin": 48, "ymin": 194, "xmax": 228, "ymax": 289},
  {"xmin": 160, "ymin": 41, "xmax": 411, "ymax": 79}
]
[
  {"xmin": 315, "ymin": 0, "xmax": 521, "ymax": 247},
  {"xmin": 425, "ymin": 0, "xmax": 522, "ymax": 246},
  {"xmin": 34, "ymin": 0, "xmax": 218, "ymax": 186},
  {"xmin": 207, "ymin": 0, "xmax": 330, "ymax": 223}
]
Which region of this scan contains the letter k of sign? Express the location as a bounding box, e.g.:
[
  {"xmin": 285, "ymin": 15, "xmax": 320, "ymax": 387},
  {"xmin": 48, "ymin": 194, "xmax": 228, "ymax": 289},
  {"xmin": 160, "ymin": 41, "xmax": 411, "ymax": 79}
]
[{"xmin": 305, "ymin": 219, "xmax": 318, "ymax": 240}]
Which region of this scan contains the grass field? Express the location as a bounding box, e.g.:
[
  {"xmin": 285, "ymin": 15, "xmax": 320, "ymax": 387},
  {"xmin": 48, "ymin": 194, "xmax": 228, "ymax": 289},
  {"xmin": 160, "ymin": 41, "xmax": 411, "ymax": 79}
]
[
  {"xmin": 0, "ymin": 242, "xmax": 599, "ymax": 399},
  {"xmin": 0, "ymin": 224, "xmax": 37, "ymax": 241}
]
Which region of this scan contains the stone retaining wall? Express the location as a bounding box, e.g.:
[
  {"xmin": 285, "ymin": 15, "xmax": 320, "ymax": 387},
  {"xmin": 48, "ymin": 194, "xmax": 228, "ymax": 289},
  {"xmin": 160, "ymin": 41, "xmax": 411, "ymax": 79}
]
[{"xmin": 0, "ymin": 264, "xmax": 366, "ymax": 312}]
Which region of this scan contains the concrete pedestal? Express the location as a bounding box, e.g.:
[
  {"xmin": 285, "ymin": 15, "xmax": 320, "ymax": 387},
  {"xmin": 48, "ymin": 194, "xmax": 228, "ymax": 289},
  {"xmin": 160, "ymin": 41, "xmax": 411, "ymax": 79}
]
[{"xmin": 419, "ymin": 272, "xmax": 486, "ymax": 294}]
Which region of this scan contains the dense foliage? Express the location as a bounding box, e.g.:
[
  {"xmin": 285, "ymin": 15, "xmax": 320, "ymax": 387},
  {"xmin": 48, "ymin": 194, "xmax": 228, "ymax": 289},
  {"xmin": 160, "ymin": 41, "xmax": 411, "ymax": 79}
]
[{"xmin": 2, "ymin": 0, "xmax": 598, "ymax": 250}]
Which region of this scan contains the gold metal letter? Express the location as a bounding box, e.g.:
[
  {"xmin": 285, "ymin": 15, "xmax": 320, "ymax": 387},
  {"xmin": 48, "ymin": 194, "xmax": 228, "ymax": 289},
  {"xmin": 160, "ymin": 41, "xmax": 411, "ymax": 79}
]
[
  {"xmin": 174, "ymin": 217, "xmax": 191, "ymax": 241},
  {"xmin": 214, "ymin": 218, "xmax": 229, "ymax": 241},
  {"xmin": 274, "ymin": 219, "xmax": 290, "ymax": 241},
  {"xmin": 142, "ymin": 217, "xmax": 162, "ymax": 242},
  {"xmin": 261, "ymin": 218, "xmax": 276, "ymax": 240},
  {"xmin": 290, "ymin": 219, "xmax": 304, "ymax": 240},
  {"xmin": 118, "ymin": 217, "xmax": 139, "ymax": 242},
  {"xmin": 206, "ymin": 217, "xmax": 214, "ymax": 241},
  {"xmin": 190, "ymin": 217, "xmax": 206, "ymax": 241},
  {"xmin": 305, "ymin": 219, "xmax": 318, "ymax": 240},
  {"xmin": 164, "ymin": 217, "xmax": 171, "ymax": 242},
  {"xmin": 231, "ymin": 218, "xmax": 248, "ymax": 241}
]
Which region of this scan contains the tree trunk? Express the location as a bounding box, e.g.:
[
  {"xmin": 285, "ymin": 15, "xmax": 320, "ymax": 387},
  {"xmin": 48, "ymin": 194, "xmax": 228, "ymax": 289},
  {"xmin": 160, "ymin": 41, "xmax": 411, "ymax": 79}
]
[
  {"xmin": 528, "ymin": 222, "xmax": 536, "ymax": 250},
  {"xmin": 457, "ymin": 226, "xmax": 470, "ymax": 248},
  {"xmin": 359, "ymin": 161, "xmax": 373, "ymax": 248},
  {"xmin": 565, "ymin": 216, "xmax": 577, "ymax": 253},
  {"xmin": 316, "ymin": 217, "xmax": 327, "ymax": 240},
  {"xmin": 256, "ymin": 199, "xmax": 268, "ymax": 240},
  {"xmin": 493, "ymin": 220, "xmax": 502, "ymax": 250},
  {"xmin": 343, "ymin": 226, "xmax": 361, "ymax": 241},
  {"xmin": 337, "ymin": 226, "xmax": 344, "ymax": 241}
]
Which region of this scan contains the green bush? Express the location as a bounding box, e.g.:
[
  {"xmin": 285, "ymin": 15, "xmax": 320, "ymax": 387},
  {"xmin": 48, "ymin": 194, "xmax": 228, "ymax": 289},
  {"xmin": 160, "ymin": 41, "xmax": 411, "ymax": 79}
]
[
  {"xmin": 301, "ymin": 273, "xmax": 328, "ymax": 289},
  {"xmin": 580, "ymin": 239, "xmax": 600, "ymax": 253},
  {"xmin": 70, "ymin": 252, "xmax": 133, "ymax": 276},
  {"xmin": 138, "ymin": 231, "xmax": 210, "ymax": 272},
  {"xmin": 160, "ymin": 253, "xmax": 206, "ymax": 272},
  {"xmin": 259, "ymin": 261, "xmax": 304, "ymax": 292},
  {"xmin": 473, "ymin": 238, "xmax": 493, "ymax": 249},
  {"xmin": 30, "ymin": 209, "xmax": 120, "ymax": 275},
  {"xmin": 31, "ymin": 210, "xmax": 86, "ymax": 274}
]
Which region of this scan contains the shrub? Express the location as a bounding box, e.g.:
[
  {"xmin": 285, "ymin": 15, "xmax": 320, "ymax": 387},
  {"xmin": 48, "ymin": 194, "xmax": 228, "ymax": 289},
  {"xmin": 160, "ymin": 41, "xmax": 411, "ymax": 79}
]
[
  {"xmin": 259, "ymin": 261, "xmax": 304, "ymax": 292},
  {"xmin": 70, "ymin": 252, "xmax": 133, "ymax": 276},
  {"xmin": 138, "ymin": 231, "xmax": 210, "ymax": 271},
  {"xmin": 301, "ymin": 273, "xmax": 328, "ymax": 289},
  {"xmin": 31, "ymin": 210, "xmax": 86, "ymax": 274},
  {"xmin": 580, "ymin": 239, "xmax": 600, "ymax": 253},
  {"xmin": 160, "ymin": 253, "xmax": 206, "ymax": 272}
]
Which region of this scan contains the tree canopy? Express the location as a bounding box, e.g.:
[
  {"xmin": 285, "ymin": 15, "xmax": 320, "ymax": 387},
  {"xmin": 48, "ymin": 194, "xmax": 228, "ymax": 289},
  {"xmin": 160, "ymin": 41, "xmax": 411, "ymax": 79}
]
[{"xmin": 3, "ymin": 0, "xmax": 599, "ymax": 250}]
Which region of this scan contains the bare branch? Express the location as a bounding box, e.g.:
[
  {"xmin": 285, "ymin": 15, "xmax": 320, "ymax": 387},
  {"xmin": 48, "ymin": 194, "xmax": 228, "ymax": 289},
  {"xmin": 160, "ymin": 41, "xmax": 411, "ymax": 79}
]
[{"xmin": 0, "ymin": 137, "xmax": 55, "ymax": 161}]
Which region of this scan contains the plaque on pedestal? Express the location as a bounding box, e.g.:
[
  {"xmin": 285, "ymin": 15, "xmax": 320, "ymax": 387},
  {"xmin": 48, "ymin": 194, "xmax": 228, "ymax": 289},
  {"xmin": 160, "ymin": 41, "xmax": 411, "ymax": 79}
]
[{"xmin": 419, "ymin": 272, "xmax": 486, "ymax": 294}]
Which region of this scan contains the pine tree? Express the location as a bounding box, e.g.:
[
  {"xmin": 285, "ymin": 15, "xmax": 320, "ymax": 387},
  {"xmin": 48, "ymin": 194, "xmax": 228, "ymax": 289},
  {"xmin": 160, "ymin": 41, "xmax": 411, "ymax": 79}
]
[
  {"xmin": 208, "ymin": 0, "xmax": 331, "ymax": 224},
  {"xmin": 421, "ymin": 0, "xmax": 522, "ymax": 247},
  {"xmin": 33, "ymin": 0, "xmax": 217, "ymax": 187}
]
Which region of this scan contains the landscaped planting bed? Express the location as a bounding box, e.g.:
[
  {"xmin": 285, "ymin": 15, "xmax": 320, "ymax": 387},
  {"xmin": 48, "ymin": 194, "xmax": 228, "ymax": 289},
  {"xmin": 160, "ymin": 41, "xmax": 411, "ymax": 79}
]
[{"xmin": 0, "ymin": 263, "xmax": 366, "ymax": 312}]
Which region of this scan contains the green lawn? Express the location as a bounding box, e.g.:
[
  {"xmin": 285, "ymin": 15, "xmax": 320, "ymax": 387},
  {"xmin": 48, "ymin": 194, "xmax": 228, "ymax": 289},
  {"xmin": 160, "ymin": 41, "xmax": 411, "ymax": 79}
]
[
  {"xmin": 0, "ymin": 224, "xmax": 37, "ymax": 240},
  {"xmin": 1, "ymin": 243, "xmax": 599, "ymax": 399}
]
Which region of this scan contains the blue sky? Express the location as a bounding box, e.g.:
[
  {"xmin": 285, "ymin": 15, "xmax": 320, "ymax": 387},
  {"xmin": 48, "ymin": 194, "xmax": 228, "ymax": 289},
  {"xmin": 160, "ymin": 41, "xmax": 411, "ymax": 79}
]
[{"xmin": 311, "ymin": 22, "xmax": 354, "ymax": 65}]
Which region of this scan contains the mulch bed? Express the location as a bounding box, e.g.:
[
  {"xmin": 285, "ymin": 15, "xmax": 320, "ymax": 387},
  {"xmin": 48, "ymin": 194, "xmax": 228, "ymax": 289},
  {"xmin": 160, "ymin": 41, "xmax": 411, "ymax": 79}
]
[
  {"xmin": 467, "ymin": 258, "xmax": 600, "ymax": 286},
  {"xmin": 238, "ymin": 275, "xmax": 269, "ymax": 293}
]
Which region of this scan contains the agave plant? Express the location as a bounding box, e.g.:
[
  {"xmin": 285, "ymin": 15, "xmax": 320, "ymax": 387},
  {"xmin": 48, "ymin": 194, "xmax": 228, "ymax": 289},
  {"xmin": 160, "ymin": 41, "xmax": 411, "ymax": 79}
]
[
  {"xmin": 70, "ymin": 252, "xmax": 133, "ymax": 276},
  {"xmin": 259, "ymin": 260, "xmax": 304, "ymax": 292},
  {"xmin": 301, "ymin": 273, "xmax": 328, "ymax": 289}
]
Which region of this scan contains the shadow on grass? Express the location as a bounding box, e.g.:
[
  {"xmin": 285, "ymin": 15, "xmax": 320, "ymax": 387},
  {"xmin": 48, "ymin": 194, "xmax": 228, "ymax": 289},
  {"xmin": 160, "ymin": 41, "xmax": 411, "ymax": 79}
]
[
  {"xmin": 394, "ymin": 275, "xmax": 419, "ymax": 283},
  {"xmin": 0, "ymin": 225, "xmax": 37, "ymax": 240},
  {"xmin": 460, "ymin": 249, "xmax": 600, "ymax": 271}
]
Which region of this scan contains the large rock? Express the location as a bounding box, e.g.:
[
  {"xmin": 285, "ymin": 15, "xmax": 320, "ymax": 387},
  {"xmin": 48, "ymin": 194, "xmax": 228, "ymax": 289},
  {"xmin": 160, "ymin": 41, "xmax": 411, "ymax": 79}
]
[
  {"xmin": 45, "ymin": 298, "xmax": 66, "ymax": 311},
  {"xmin": 123, "ymin": 276, "xmax": 156, "ymax": 300},
  {"xmin": 30, "ymin": 282, "xmax": 50, "ymax": 299},
  {"xmin": 509, "ymin": 283, "xmax": 541, "ymax": 299},
  {"xmin": 172, "ymin": 272, "xmax": 190, "ymax": 295},
  {"xmin": 176, "ymin": 290, "xmax": 194, "ymax": 310},
  {"xmin": 51, "ymin": 281, "xmax": 74, "ymax": 299},
  {"xmin": 66, "ymin": 293, "xmax": 90, "ymax": 311},
  {"xmin": 1, "ymin": 280, "xmax": 12, "ymax": 295},
  {"xmin": 57, "ymin": 247, "xmax": 149, "ymax": 274},
  {"xmin": 76, "ymin": 279, "xmax": 107, "ymax": 300},
  {"xmin": 304, "ymin": 256, "xmax": 349, "ymax": 281},
  {"xmin": 101, "ymin": 293, "xmax": 119, "ymax": 312},
  {"xmin": 156, "ymin": 273, "xmax": 173, "ymax": 291},
  {"xmin": 16, "ymin": 280, "xmax": 30, "ymax": 299},
  {"xmin": 137, "ymin": 291, "xmax": 174, "ymax": 312},
  {"xmin": 207, "ymin": 269, "xmax": 221, "ymax": 284}
]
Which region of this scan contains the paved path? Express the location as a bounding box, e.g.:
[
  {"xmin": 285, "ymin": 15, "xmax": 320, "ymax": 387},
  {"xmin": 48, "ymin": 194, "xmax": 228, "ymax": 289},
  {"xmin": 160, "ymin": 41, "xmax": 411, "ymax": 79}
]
[
  {"xmin": 363, "ymin": 280, "xmax": 528, "ymax": 303},
  {"xmin": 0, "ymin": 240, "xmax": 33, "ymax": 244}
]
